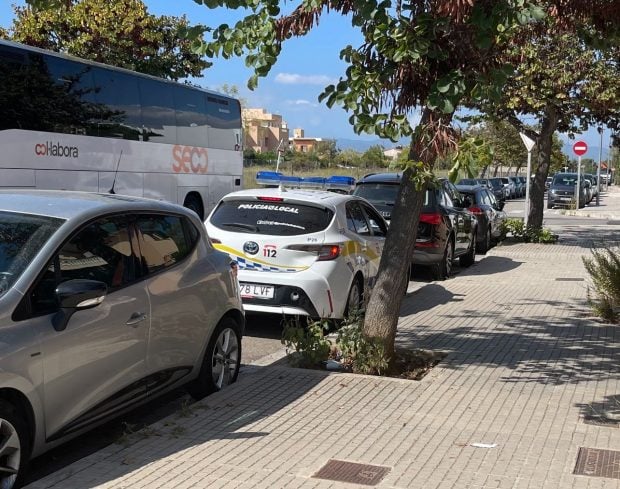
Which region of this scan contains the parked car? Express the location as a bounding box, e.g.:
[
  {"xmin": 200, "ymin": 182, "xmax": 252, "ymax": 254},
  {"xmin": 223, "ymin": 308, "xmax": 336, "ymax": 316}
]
[
  {"xmin": 206, "ymin": 186, "xmax": 387, "ymax": 319},
  {"xmin": 547, "ymin": 172, "xmax": 588, "ymax": 208},
  {"xmin": 354, "ymin": 173, "xmax": 477, "ymax": 280},
  {"xmin": 584, "ymin": 174, "xmax": 598, "ymax": 199},
  {"xmin": 488, "ymin": 178, "xmax": 507, "ymax": 202},
  {"xmin": 545, "ymin": 176, "xmax": 553, "ymax": 191},
  {"xmin": 455, "ymin": 184, "xmax": 507, "ymax": 253},
  {"xmin": 518, "ymin": 176, "xmax": 528, "ymax": 194},
  {"xmin": 0, "ymin": 190, "xmax": 244, "ymax": 488},
  {"xmin": 500, "ymin": 177, "xmax": 516, "ymax": 199},
  {"xmin": 508, "ymin": 176, "xmax": 524, "ymax": 198}
]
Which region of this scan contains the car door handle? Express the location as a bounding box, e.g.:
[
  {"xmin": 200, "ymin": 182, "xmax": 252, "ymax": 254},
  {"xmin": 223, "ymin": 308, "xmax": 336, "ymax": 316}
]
[{"xmin": 126, "ymin": 312, "xmax": 147, "ymax": 327}]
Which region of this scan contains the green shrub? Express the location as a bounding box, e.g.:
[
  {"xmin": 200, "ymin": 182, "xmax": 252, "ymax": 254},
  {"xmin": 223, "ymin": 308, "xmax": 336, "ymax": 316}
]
[
  {"xmin": 500, "ymin": 218, "xmax": 558, "ymax": 244},
  {"xmin": 583, "ymin": 246, "xmax": 620, "ymax": 323},
  {"xmin": 335, "ymin": 315, "xmax": 389, "ymax": 375},
  {"xmin": 281, "ymin": 318, "xmax": 331, "ymax": 367}
]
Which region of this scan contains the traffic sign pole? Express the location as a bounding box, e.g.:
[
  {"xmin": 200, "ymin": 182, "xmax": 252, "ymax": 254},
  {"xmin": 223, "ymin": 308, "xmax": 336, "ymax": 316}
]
[{"xmin": 575, "ymin": 155, "xmax": 581, "ymax": 209}]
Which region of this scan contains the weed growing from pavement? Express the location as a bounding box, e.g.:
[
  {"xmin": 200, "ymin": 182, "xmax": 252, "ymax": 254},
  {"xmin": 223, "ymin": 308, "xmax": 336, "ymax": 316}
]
[
  {"xmin": 500, "ymin": 218, "xmax": 558, "ymax": 244},
  {"xmin": 116, "ymin": 423, "xmax": 162, "ymax": 447},
  {"xmin": 282, "ymin": 313, "xmax": 444, "ymax": 379},
  {"xmin": 583, "ymin": 245, "xmax": 620, "ymax": 323}
]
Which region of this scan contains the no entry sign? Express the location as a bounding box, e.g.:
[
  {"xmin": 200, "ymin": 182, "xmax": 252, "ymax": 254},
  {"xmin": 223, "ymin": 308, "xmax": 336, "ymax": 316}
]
[{"xmin": 573, "ymin": 141, "xmax": 588, "ymax": 156}]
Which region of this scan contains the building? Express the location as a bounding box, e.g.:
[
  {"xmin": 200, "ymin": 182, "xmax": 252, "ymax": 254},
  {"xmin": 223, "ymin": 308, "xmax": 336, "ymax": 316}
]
[
  {"xmin": 290, "ymin": 128, "xmax": 323, "ymax": 153},
  {"xmin": 242, "ymin": 108, "xmax": 289, "ymax": 153},
  {"xmin": 384, "ymin": 146, "xmax": 404, "ymax": 161}
]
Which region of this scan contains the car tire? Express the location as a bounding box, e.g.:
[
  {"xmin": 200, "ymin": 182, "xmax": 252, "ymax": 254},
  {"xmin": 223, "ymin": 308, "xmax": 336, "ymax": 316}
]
[
  {"xmin": 547, "ymin": 201, "xmax": 553, "ymax": 209},
  {"xmin": 478, "ymin": 228, "xmax": 491, "ymax": 255},
  {"xmin": 431, "ymin": 238, "xmax": 453, "ymax": 281},
  {"xmin": 186, "ymin": 317, "xmax": 242, "ymax": 401},
  {"xmin": 459, "ymin": 233, "xmax": 476, "ymax": 267},
  {"xmin": 344, "ymin": 276, "xmax": 363, "ymax": 319},
  {"xmin": 0, "ymin": 399, "xmax": 30, "ymax": 489}
]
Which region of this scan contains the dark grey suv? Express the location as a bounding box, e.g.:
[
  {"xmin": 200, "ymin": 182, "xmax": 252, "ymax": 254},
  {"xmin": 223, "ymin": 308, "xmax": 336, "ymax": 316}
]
[
  {"xmin": 0, "ymin": 190, "xmax": 244, "ymax": 488},
  {"xmin": 353, "ymin": 173, "xmax": 477, "ymax": 279}
]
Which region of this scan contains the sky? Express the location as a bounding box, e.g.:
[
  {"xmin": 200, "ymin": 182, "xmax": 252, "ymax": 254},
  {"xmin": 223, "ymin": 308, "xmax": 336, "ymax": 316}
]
[{"xmin": 0, "ymin": 1, "xmax": 614, "ymax": 158}]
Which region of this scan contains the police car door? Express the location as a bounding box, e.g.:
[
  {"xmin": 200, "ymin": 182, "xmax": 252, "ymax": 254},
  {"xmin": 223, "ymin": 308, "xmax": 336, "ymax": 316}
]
[
  {"xmin": 344, "ymin": 201, "xmax": 373, "ymax": 288},
  {"xmin": 359, "ymin": 202, "xmax": 387, "ymax": 288}
]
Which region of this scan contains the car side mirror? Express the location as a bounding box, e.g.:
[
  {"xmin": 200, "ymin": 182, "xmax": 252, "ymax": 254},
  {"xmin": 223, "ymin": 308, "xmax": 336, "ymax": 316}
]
[{"xmin": 53, "ymin": 279, "xmax": 107, "ymax": 332}]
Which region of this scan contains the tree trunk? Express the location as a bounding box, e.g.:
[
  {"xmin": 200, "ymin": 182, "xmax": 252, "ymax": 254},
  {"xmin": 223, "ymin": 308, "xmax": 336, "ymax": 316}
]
[
  {"xmin": 527, "ymin": 105, "xmax": 558, "ymax": 230},
  {"xmin": 362, "ymin": 108, "xmax": 442, "ymax": 361}
]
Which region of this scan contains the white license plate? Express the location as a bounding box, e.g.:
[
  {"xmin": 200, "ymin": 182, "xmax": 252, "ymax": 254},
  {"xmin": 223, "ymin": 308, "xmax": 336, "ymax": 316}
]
[
  {"xmin": 239, "ymin": 283, "xmax": 275, "ymax": 299},
  {"xmin": 558, "ymin": 197, "xmax": 572, "ymax": 201}
]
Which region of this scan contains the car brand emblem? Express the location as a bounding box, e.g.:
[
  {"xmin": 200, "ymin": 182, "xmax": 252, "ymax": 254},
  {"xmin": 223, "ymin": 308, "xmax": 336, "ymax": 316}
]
[{"xmin": 243, "ymin": 241, "xmax": 259, "ymax": 255}]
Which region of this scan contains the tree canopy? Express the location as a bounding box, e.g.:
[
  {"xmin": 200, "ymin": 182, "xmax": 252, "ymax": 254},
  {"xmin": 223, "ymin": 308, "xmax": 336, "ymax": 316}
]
[{"xmin": 5, "ymin": 0, "xmax": 209, "ymax": 80}]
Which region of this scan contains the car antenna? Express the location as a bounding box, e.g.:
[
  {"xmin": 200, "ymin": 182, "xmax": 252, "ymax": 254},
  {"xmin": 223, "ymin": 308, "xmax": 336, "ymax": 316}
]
[{"xmin": 109, "ymin": 150, "xmax": 123, "ymax": 195}]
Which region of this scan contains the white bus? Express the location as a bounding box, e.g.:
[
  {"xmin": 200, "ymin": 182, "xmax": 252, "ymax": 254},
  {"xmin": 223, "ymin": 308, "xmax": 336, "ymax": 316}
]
[{"xmin": 0, "ymin": 40, "xmax": 243, "ymax": 219}]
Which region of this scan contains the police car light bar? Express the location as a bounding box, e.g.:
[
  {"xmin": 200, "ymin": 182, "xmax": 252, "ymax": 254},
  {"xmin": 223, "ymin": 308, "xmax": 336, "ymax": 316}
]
[{"xmin": 256, "ymin": 171, "xmax": 355, "ymax": 192}]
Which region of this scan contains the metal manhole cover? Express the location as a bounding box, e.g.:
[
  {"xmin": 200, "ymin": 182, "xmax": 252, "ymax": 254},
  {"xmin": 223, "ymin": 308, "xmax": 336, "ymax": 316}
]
[
  {"xmin": 313, "ymin": 459, "xmax": 391, "ymax": 486},
  {"xmin": 574, "ymin": 447, "xmax": 620, "ymax": 479},
  {"xmin": 555, "ymin": 278, "xmax": 585, "ymax": 281}
]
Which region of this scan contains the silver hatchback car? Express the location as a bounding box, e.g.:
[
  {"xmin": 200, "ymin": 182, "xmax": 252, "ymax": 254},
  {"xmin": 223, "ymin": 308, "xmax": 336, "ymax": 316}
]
[{"xmin": 0, "ymin": 190, "xmax": 244, "ymax": 488}]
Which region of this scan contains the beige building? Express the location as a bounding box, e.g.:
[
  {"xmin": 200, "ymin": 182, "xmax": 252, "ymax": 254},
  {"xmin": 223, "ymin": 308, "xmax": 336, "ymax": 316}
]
[
  {"xmin": 290, "ymin": 128, "xmax": 323, "ymax": 153},
  {"xmin": 242, "ymin": 108, "xmax": 289, "ymax": 153}
]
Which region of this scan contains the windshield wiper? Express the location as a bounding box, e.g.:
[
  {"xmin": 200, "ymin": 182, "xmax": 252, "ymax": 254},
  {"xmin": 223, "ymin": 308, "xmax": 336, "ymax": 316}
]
[{"xmin": 220, "ymin": 222, "xmax": 259, "ymax": 232}]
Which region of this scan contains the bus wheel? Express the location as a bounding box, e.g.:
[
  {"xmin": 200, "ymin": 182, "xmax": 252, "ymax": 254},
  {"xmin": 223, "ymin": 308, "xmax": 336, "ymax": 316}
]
[{"xmin": 184, "ymin": 194, "xmax": 204, "ymax": 220}]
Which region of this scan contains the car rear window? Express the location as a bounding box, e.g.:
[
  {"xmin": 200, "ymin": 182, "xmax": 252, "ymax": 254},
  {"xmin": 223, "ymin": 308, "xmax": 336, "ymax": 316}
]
[
  {"xmin": 354, "ymin": 183, "xmax": 430, "ymax": 206},
  {"xmin": 553, "ymin": 174, "xmax": 578, "ymax": 186},
  {"xmin": 210, "ymin": 199, "xmax": 334, "ymax": 236}
]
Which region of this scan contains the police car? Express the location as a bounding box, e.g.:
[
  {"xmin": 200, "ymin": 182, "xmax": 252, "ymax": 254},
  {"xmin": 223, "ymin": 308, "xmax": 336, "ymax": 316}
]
[{"xmin": 205, "ymin": 173, "xmax": 387, "ymax": 319}]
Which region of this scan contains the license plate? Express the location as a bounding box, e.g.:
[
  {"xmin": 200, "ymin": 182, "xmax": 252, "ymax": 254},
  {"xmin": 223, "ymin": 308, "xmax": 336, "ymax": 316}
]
[
  {"xmin": 239, "ymin": 282, "xmax": 275, "ymax": 299},
  {"xmin": 558, "ymin": 197, "xmax": 571, "ymax": 201}
]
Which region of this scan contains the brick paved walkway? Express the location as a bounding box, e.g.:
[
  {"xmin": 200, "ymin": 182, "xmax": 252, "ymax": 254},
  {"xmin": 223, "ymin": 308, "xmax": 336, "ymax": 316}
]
[{"xmin": 25, "ymin": 222, "xmax": 620, "ymax": 488}]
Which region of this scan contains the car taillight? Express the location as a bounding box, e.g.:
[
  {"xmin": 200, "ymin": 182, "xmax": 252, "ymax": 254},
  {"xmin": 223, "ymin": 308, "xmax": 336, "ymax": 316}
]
[
  {"xmin": 419, "ymin": 212, "xmax": 442, "ymax": 225},
  {"xmin": 468, "ymin": 206, "xmax": 484, "ymax": 215},
  {"xmin": 288, "ymin": 244, "xmax": 342, "ymax": 261},
  {"xmin": 257, "ymin": 196, "xmax": 284, "ymax": 202},
  {"xmin": 210, "ymin": 237, "xmax": 221, "ymax": 244}
]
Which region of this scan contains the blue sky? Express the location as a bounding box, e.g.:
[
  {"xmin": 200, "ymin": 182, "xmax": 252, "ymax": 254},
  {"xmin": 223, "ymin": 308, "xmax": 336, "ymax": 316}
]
[{"xmin": 0, "ymin": 1, "xmax": 614, "ymax": 157}]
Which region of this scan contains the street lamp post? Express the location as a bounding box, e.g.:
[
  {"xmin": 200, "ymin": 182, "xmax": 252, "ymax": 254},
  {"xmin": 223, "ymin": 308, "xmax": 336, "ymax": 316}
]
[{"xmin": 597, "ymin": 127, "xmax": 603, "ymax": 206}]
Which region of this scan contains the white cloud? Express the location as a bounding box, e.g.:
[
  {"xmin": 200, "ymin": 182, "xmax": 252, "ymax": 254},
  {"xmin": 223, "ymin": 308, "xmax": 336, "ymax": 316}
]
[
  {"xmin": 284, "ymin": 99, "xmax": 316, "ymax": 107},
  {"xmin": 275, "ymin": 73, "xmax": 336, "ymax": 86}
]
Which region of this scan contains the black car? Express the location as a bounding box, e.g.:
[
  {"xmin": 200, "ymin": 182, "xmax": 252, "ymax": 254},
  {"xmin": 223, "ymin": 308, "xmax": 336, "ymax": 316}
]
[
  {"xmin": 456, "ymin": 184, "xmax": 507, "ymax": 253},
  {"xmin": 547, "ymin": 172, "xmax": 587, "ymax": 209},
  {"xmin": 354, "ymin": 173, "xmax": 477, "ymax": 279},
  {"xmin": 488, "ymin": 177, "xmax": 507, "ymax": 201}
]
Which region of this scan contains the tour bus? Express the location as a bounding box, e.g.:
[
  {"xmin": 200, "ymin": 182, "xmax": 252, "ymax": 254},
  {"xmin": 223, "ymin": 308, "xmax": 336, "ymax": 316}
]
[{"xmin": 0, "ymin": 40, "xmax": 243, "ymax": 219}]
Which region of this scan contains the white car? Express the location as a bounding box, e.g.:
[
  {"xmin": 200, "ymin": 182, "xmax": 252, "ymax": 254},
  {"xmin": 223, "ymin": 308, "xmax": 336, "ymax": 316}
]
[{"xmin": 205, "ymin": 186, "xmax": 387, "ymax": 319}]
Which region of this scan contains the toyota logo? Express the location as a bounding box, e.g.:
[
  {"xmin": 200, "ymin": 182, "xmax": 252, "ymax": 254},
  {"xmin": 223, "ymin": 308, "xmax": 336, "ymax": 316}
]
[{"xmin": 243, "ymin": 241, "xmax": 259, "ymax": 255}]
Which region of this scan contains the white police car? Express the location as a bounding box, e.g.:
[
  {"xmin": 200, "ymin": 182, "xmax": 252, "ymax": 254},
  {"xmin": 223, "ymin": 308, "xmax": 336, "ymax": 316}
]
[{"xmin": 205, "ymin": 173, "xmax": 387, "ymax": 319}]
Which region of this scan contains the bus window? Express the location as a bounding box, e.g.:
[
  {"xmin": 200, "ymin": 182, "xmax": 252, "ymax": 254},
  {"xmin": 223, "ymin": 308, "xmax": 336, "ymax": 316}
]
[
  {"xmin": 174, "ymin": 85, "xmax": 208, "ymax": 147},
  {"xmin": 207, "ymin": 96, "xmax": 241, "ymax": 150},
  {"xmin": 139, "ymin": 78, "xmax": 177, "ymax": 144},
  {"xmin": 92, "ymin": 68, "xmax": 141, "ymax": 140}
]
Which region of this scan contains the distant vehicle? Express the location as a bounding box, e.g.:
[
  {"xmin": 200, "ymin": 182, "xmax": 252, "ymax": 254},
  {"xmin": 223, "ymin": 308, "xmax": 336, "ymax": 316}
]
[
  {"xmin": 354, "ymin": 173, "xmax": 477, "ymax": 280},
  {"xmin": 500, "ymin": 177, "xmax": 516, "ymax": 199},
  {"xmin": 456, "ymin": 184, "xmax": 507, "ymax": 254},
  {"xmin": 0, "ymin": 190, "xmax": 244, "ymax": 489},
  {"xmin": 0, "ymin": 39, "xmax": 243, "ymax": 220},
  {"xmin": 545, "ymin": 176, "xmax": 553, "ymax": 191},
  {"xmin": 457, "ymin": 178, "xmax": 478, "ymax": 186},
  {"xmin": 547, "ymin": 173, "xmax": 587, "ymax": 209},
  {"xmin": 206, "ymin": 181, "xmax": 387, "ymax": 319},
  {"xmin": 508, "ymin": 176, "xmax": 524, "ymax": 198},
  {"xmin": 488, "ymin": 178, "xmax": 506, "ymax": 201},
  {"xmin": 584, "ymin": 174, "xmax": 598, "ymax": 199}
]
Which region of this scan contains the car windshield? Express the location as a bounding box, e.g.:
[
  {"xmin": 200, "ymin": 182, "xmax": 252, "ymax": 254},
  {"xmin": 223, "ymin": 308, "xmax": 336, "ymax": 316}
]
[
  {"xmin": 210, "ymin": 199, "xmax": 334, "ymax": 236},
  {"xmin": 553, "ymin": 174, "xmax": 579, "ymax": 186},
  {"xmin": 458, "ymin": 179, "xmax": 476, "ymax": 185},
  {"xmin": 354, "ymin": 183, "xmax": 430, "ymax": 206},
  {"xmin": 0, "ymin": 211, "xmax": 64, "ymax": 297}
]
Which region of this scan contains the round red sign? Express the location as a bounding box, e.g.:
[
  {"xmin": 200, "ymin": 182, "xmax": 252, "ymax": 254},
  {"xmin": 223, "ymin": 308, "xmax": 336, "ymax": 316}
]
[{"xmin": 573, "ymin": 141, "xmax": 588, "ymax": 156}]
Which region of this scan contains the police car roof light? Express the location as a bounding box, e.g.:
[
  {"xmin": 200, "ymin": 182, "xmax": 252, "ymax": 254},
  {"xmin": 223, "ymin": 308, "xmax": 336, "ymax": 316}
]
[{"xmin": 255, "ymin": 171, "xmax": 356, "ymax": 191}]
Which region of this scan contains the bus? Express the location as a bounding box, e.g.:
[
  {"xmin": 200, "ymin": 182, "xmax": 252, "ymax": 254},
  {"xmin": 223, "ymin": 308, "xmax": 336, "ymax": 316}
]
[{"xmin": 0, "ymin": 40, "xmax": 243, "ymax": 219}]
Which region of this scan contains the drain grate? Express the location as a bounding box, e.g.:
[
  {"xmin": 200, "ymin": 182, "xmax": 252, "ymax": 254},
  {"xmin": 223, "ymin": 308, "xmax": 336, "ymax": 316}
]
[
  {"xmin": 574, "ymin": 447, "xmax": 620, "ymax": 479},
  {"xmin": 313, "ymin": 459, "xmax": 391, "ymax": 486},
  {"xmin": 555, "ymin": 277, "xmax": 585, "ymax": 281}
]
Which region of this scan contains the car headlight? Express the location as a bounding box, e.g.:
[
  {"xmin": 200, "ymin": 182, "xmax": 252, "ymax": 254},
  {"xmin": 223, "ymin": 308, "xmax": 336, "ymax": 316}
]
[{"xmin": 549, "ymin": 189, "xmax": 556, "ymax": 195}]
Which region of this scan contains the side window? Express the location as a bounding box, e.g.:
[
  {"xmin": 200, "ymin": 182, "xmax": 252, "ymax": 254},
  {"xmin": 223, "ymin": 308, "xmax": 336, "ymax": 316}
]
[
  {"xmin": 31, "ymin": 217, "xmax": 135, "ymax": 315},
  {"xmin": 207, "ymin": 96, "xmax": 242, "ymax": 150},
  {"xmin": 361, "ymin": 204, "xmax": 388, "ymax": 237},
  {"xmin": 139, "ymin": 78, "xmax": 177, "ymax": 144},
  {"xmin": 174, "ymin": 86, "xmax": 208, "ymax": 147},
  {"xmin": 136, "ymin": 215, "xmax": 193, "ymax": 274},
  {"xmin": 345, "ymin": 202, "xmax": 370, "ymax": 236}
]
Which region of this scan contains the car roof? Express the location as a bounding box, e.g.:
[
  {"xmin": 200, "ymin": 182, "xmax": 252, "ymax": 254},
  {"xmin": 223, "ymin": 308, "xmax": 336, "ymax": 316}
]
[
  {"xmin": 0, "ymin": 189, "xmax": 188, "ymax": 220},
  {"xmin": 356, "ymin": 172, "xmax": 402, "ymax": 184},
  {"xmin": 218, "ymin": 187, "xmax": 358, "ymax": 206},
  {"xmin": 455, "ymin": 185, "xmax": 483, "ymax": 192}
]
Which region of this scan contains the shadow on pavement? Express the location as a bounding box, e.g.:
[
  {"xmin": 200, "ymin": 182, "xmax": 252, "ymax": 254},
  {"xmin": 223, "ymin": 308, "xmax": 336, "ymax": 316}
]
[
  {"xmin": 576, "ymin": 393, "xmax": 620, "ymax": 426},
  {"xmin": 25, "ymin": 366, "xmax": 328, "ymax": 488}
]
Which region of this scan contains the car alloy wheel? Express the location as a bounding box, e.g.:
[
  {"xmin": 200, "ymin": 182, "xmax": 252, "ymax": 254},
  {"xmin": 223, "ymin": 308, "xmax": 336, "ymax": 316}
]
[
  {"xmin": 0, "ymin": 401, "xmax": 28, "ymax": 489},
  {"xmin": 211, "ymin": 325, "xmax": 241, "ymax": 390}
]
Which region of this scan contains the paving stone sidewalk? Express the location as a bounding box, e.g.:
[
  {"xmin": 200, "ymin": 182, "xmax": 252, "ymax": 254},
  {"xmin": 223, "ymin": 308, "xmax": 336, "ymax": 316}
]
[{"xmin": 25, "ymin": 227, "xmax": 620, "ymax": 489}]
